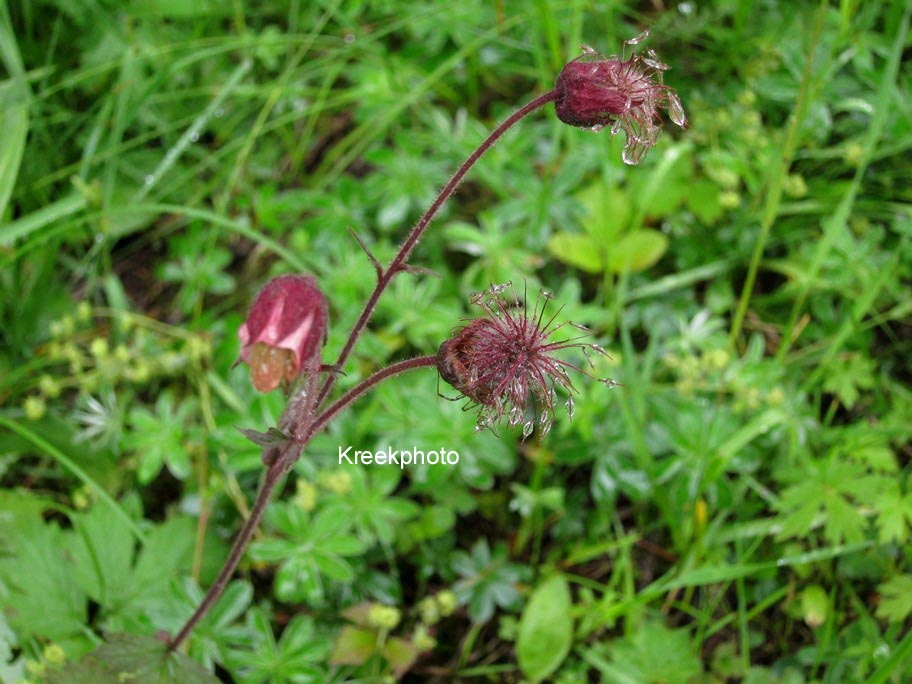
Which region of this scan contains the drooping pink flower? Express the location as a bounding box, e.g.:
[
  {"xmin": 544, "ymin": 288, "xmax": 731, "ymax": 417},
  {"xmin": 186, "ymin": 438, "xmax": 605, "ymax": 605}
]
[
  {"xmin": 554, "ymin": 34, "xmax": 686, "ymax": 164},
  {"xmin": 436, "ymin": 283, "xmax": 612, "ymax": 438},
  {"xmin": 238, "ymin": 275, "xmax": 328, "ymax": 392}
]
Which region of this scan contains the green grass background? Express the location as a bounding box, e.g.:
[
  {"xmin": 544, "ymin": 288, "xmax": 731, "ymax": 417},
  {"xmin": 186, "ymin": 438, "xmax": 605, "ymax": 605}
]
[{"xmin": 1, "ymin": 1, "xmax": 911, "ymax": 683}]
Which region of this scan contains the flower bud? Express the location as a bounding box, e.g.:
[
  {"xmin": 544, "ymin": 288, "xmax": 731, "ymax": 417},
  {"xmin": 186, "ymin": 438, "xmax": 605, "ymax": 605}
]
[
  {"xmin": 238, "ymin": 274, "xmax": 328, "ymax": 392},
  {"xmin": 554, "ymin": 41, "xmax": 686, "ymax": 164}
]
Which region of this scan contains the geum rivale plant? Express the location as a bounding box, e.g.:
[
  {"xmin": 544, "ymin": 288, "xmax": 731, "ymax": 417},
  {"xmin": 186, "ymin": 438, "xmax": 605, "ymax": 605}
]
[{"xmin": 159, "ymin": 30, "xmax": 685, "ymax": 660}]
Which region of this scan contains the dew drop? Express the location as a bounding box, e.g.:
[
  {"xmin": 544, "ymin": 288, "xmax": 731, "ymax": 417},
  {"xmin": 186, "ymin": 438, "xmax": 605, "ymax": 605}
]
[
  {"xmin": 144, "ymin": 175, "xmax": 154, "ymax": 185},
  {"xmin": 343, "ymin": 33, "xmax": 355, "ymax": 44},
  {"xmin": 589, "ymin": 124, "xmax": 604, "ymax": 133},
  {"xmin": 643, "ymin": 50, "xmax": 670, "ymax": 71},
  {"xmin": 189, "ymin": 132, "xmax": 200, "ymax": 142},
  {"xmin": 579, "ymin": 44, "xmax": 597, "ymax": 55},
  {"xmin": 539, "ymin": 414, "xmax": 553, "ymax": 435},
  {"xmin": 565, "ymin": 396, "xmax": 575, "ymax": 418},
  {"xmin": 668, "ymin": 93, "xmax": 687, "ymax": 127},
  {"xmin": 214, "ymin": 108, "xmax": 224, "ymax": 118},
  {"xmin": 522, "ymin": 420, "xmax": 534, "ymax": 438},
  {"xmin": 625, "ymin": 29, "xmax": 651, "ymax": 46}
]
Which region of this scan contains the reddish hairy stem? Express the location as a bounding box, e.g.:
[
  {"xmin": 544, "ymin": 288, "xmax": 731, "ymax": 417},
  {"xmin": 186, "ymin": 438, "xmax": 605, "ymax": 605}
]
[
  {"xmin": 168, "ymin": 357, "xmax": 433, "ymax": 650},
  {"xmin": 168, "ymin": 90, "xmax": 558, "ymax": 653},
  {"xmin": 168, "ymin": 459, "xmax": 289, "ymax": 651},
  {"xmin": 315, "ymin": 90, "xmax": 558, "ymax": 407},
  {"xmin": 304, "ymin": 356, "xmax": 437, "ymax": 440}
]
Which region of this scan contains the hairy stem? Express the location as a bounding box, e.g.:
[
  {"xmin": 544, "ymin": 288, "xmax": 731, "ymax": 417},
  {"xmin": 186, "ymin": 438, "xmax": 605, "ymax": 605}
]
[
  {"xmin": 304, "ymin": 355, "xmax": 437, "ymax": 441},
  {"xmin": 168, "ymin": 458, "xmax": 290, "ymax": 651},
  {"xmin": 168, "ymin": 357, "xmax": 434, "ymax": 650},
  {"xmin": 169, "ymin": 90, "xmax": 557, "ymax": 652},
  {"xmin": 315, "ymin": 89, "xmax": 558, "ymax": 407}
]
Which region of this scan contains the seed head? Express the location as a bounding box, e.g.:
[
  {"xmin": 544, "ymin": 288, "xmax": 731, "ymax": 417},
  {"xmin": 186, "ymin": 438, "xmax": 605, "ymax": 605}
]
[
  {"xmin": 436, "ymin": 283, "xmax": 612, "ymax": 438},
  {"xmin": 238, "ymin": 274, "xmax": 328, "ymax": 392},
  {"xmin": 554, "ymin": 32, "xmax": 686, "ymax": 164}
]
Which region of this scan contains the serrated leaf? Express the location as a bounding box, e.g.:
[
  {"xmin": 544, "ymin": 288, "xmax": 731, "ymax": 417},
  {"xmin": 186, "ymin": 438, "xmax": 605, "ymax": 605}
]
[
  {"xmin": 517, "ymin": 574, "xmax": 573, "ymax": 682},
  {"xmin": 67, "ymin": 504, "xmax": 136, "ymax": 606},
  {"xmin": 0, "ymin": 517, "xmax": 86, "ymax": 642},
  {"xmin": 876, "ymin": 574, "xmax": 912, "ymax": 622},
  {"xmin": 589, "ymin": 621, "xmax": 702, "ymax": 684},
  {"xmin": 48, "ymin": 633, "xmax": 220, "ymax": 684},
  {"xmin": 608, "ymin": 229, "xmax": 668, "ymax": 273}
]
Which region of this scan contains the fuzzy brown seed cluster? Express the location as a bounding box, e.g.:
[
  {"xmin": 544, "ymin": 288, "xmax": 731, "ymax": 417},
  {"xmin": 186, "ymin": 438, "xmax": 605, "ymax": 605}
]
[
  {"xmin": 554, "ymin": 33, "xmax": 686, "ymax": 164},
  {"xmin": 436, "ymin": 284, "xmax": 611, "ymax": 438}
]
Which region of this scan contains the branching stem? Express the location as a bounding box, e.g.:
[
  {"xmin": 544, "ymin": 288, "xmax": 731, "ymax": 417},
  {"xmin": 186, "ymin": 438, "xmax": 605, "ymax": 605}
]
[
  {"xmin": 315, "ymin": 89, "xmax": 558, "ymax": 407},
  {"xmin": 168, "ymin": 89, "xmax": 558, "ymax": 651},
  {"xmin": 168, "ymin": 356, "xmax": 435, "ymax": 651}
]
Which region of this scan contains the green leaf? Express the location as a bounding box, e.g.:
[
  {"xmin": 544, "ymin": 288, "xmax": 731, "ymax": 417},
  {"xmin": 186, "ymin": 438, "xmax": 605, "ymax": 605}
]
[
  {"xmin": 576, "ymin": 183, "xmax": 630, "ymax": 243},
  {"xmin": 383, "ymin": 637, "xmax": 419, "ymax": 678},
  {"xmin": 800, "ymin": 584, "xmax": 829, "ymax": 628},
  {"xmin": 875, "ymin": 490, "xmax": 912, "ymax": 544},
  {"xmin": 47, "ymin": 633, "xmax": 220, "ymax": 684},
  {"xmin": 516, "ymin": 574, "xmax": 573, "ymax": 682},
  {"xmin": 67, "ymin": 503, "xmax": 136, "ymax": 607},
  {"xmin": 876, "ymin": 574, "xmax": 912, "ymax": 623},
  {"xmin": 685, "ymin": 179, "xmax": 724, "ymax": 224},
  {"xmin": 588, "ymin": 621, "xmax": 703, "ymax": 684},
  {"xmin": 329, "ymin": 626, "xmax": 376, "ymax": 666},
  {"xmin": 0, "ymin": 516, "xmax": 86, "ymax": 643},
  {"xmin": 608, "ymin": 229, "xmax": 669, "ymax": 273},
  {"xmin": 547, "ymin": 232, "xmax": 604, "ymax": 273},
  {"xmin": 0, "ymin": 5, "xmax": 29, "ymax": 222}
]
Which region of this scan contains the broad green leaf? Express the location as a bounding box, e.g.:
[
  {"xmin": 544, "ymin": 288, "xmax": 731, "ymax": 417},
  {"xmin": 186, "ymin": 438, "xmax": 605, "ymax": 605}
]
[
  {"xmin": 608, "ymin": 229, "xmax": 669, "ymax": 273},
  {"xmin": 577, "ymin": 182, "xmax": 630, "ymax": 243},
  {"xmin": 68, "ymin": 504, "xmax": 136, "ymax": 607},
  {"xmin": 516, "ymin": 574, "xmax": 572, "ymax": 682},
  {"xmin": 686, "ymin": 179, "xmax": 724, "ymax": 224},
  {"xmin": 0, "ymin": 517, "xmax": 86, "ymax": 643},
  {"xmin": 547, "ymin": 232, "xmax": 603, "ymax": 273},
  {"xmin": 588, "ymin": 621, "xmax": 702, "ymax": 684},
  {"xmin": 48, "ymin": 633, "xmax": 220, "ymax": 684},
  {"xmin": 631, "ymin": 142, "xmax": 693, "ymax": 220}
]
